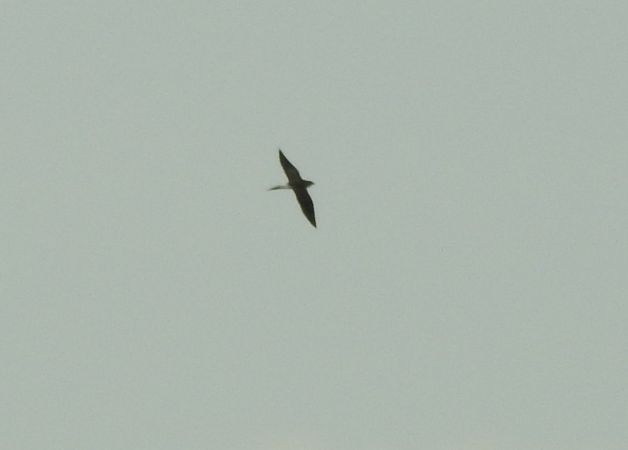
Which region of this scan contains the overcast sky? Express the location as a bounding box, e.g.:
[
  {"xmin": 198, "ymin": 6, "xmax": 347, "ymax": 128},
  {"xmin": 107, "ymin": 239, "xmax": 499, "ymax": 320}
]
[{"xmin": 2, "ymin": 2, "xmax": 627, "ymax": 449}]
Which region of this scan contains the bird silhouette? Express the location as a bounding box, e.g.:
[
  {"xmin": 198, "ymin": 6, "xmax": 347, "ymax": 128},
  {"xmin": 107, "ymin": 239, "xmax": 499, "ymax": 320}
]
[{"xmin": 269, "ymin": 149, "xmax": 316, "ymax": 227}]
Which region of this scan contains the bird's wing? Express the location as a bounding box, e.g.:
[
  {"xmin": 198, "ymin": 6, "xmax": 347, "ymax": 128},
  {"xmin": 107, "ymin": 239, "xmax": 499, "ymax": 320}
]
[
  {"xmin": 279, "ymin": 149, "xmax": 302, "ymax": 183},
  {"xmin": 293, "ymin": 188, "xmax": 316, "ymax": 228}
]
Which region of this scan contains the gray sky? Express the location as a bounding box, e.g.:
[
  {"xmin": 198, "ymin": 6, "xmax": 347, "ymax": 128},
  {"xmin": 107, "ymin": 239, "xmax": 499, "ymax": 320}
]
[{"xmin": 2, "ymin": 2, "xmax": 627, "ymax": 449}]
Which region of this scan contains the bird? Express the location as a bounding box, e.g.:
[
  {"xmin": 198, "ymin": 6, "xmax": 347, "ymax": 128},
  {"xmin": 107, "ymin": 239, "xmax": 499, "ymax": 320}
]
[{"xmin": 269, "ymin": 149, "xmax": 316, "ymax": 227}]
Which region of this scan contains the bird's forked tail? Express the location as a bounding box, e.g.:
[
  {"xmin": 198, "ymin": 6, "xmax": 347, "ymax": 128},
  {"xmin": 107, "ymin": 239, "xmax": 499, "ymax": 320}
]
[{"xmin": 268, "ymin": 185, "xmax": 290, "ymax": 191}]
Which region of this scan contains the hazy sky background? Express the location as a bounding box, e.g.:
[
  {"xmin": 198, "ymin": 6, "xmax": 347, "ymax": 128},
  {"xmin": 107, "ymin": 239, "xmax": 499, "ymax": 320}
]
[{"xmin": 2, "ymin": 2, "xmax": 627, "ymax": 449}]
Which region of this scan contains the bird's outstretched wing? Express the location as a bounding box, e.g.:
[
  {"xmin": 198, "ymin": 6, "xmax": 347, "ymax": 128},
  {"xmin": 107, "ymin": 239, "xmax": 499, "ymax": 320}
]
[
  {"xmin": 293, "ymin": 188, "xmax": 316, "ymax": 227},
  {"xmin": 279, "ymin": 149, "xmax": 303, "ymax": 183}
]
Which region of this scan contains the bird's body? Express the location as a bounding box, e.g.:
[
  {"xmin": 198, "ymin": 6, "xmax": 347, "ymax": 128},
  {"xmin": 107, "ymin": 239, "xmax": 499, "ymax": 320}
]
[{"xmin": 269, "ymin": 150, "xmax": 316, "ymax": 227}]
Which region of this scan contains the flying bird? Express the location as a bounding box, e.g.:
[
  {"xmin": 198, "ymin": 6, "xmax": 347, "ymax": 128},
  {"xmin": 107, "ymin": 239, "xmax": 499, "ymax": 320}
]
[{"xmin": 269, "ymin": 149, "xmax": 316, "ymax": 227}]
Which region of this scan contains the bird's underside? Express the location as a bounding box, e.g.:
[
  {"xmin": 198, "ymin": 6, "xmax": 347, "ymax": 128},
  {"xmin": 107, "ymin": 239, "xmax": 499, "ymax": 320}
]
[{"xmin": 269, "ymin": 149, "xmax": 316, "ymax": 227}]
